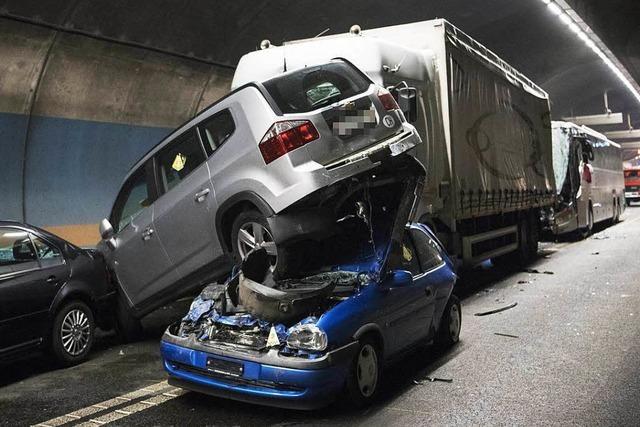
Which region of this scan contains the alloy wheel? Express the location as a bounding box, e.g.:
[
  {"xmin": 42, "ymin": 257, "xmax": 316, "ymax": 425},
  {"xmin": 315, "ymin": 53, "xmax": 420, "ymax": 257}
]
[
  {"xmin": 236, "ymin": 222, "xmax": 277, "ymax": 271},
  {"xmin": 61, "ymin": 309, "xmax": 91, "ymax": 356}
]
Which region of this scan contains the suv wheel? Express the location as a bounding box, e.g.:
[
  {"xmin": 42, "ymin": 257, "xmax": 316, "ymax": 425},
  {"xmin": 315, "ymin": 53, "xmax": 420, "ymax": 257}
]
[
  {"xmin": 50, "ymin": 301, "xmax": 94, "ymax": 366},
  {"xmin": 231, "ymin": 211, "xmax": 278, "ymax": 272}
]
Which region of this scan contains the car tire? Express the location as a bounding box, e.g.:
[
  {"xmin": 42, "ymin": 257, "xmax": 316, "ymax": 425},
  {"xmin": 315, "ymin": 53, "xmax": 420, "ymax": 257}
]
[
  {"xmin": 434, "ymin": 294, "xmax": 462, "ymax": 349},
  {"xmin": 50, "ymin": 300, "xmax": 95, "ymax": 366},
  {"xmin": 344, "ymin": 335, "xmax": 383, "ymax": 407},
  {"xmin": 231, "ymin": 210, "xmax": 292, "ymax": 276},
  {"xmin": 115, "ymin": 294, "xmax": 143, "ymax": 343},
  {"xmin": 626, "ymin": 199, "xmax": 631, "ymax": 207}
]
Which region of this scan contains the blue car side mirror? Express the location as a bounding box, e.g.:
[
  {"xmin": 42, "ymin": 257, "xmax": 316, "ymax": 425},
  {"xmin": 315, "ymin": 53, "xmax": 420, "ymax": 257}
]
[{"xmin": 384, "ymin": 269, "xmax": 413, "ymax": 287}]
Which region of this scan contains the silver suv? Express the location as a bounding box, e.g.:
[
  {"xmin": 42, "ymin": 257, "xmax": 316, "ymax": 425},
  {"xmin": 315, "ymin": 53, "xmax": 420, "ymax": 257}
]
[{"xmin": 98, "ymin": 59, "xmax": 421, "ymax": 321}]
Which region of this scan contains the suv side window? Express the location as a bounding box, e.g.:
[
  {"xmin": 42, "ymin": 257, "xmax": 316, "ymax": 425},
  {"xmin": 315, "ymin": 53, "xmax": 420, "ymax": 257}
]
[
  {"xmin": 388, "ymin": 232, "xmax": 421, "ymax": 276},
  {"xmin": 0, "ymin": 228, "xmax": 39, "ymax": 275},
  {"xmin": 30, "ymin": 234, "xmax": 64, "ymax": 268},
  {"xmin": 112, "ymin": 166, "xmax": 150, "ymax": 232},
  {"xmin": 156, "ymin": 129, "xmax": 207, "ymax": 193},
  {"xmin": 198, "ymin": 110, "xmax": 235, "ymax": 156},
  {"xmin": 410, "ymin": 227, "xmax": 444, "ymax": 272}
]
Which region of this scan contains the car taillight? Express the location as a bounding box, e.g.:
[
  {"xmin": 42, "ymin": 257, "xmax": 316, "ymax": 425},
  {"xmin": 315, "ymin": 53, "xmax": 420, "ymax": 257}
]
[
  {"xmin": 377, "ymin": 88, "xmax": 399, "ymax": 111},
  {"xmin": 259, "ymin": 120, "xmax": 320, "ymax": 164}
]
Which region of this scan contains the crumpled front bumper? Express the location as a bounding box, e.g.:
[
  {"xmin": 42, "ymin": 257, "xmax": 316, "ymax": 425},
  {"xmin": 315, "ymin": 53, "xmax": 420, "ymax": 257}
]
[{"xmin": 160, "ymin": 332, "xmax": 358, "ymax": 410}]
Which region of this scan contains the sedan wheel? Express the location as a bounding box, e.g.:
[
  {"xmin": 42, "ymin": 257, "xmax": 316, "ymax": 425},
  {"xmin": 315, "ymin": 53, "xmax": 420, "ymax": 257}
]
[
  {"xmin": 51, "ymin": 301, "xmax": 95, "ymax": 366},
  {"xmin": 61, "ymin": 309, "xmax": 91, "ymax": 356}
]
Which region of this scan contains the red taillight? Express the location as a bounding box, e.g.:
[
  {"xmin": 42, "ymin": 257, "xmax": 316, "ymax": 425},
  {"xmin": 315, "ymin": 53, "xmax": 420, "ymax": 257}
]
[
  {"xmin": 377, "ymin": 89, "xmax": 399, "ymax": 111},
  {"xmin": 259, "ymin": 120, "xmax": 320, "ymax": 164}
]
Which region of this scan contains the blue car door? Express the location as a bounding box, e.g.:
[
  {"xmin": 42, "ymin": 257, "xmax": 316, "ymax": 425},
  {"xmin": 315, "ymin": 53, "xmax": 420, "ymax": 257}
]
[
  {"xmin": 382, "ymin": 232, "xmax": 433, "ymax": 353},
  {"xmin": 409, "ymin": 225, "xmax": 456, "ymax": 338}
]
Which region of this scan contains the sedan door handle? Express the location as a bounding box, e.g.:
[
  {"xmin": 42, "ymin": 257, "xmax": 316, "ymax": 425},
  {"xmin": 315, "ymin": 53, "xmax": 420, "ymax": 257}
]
[
  {"xmin": 46, "ymin": 275, "xmax": 57, "ymax": 284},
  {"xmin": 195, "ymin": 188, "xmax": 211, "ymax": 203},
  {"xmin": 141, "ymin": 228, "xmax": 154, "ymax": 241}
]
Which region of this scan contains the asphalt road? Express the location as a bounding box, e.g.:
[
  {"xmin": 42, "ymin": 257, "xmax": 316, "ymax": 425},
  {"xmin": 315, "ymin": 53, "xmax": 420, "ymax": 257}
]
[{"xmin": 2, "ymin": 207, "xmax": 640, "ymax": 426}]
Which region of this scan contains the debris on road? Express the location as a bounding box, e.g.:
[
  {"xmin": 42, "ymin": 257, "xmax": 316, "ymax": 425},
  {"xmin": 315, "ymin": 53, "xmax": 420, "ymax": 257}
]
[
  {"xmin": 494, "ymin": 332, "xmax": 519, "ymax": 339},
  {"xmin": 474, "ymin": 302, "xmax": 518, "ymax": 316},
  {"xmin": 118, "ymin": 350, "xmax": 125, "ymax": 356},
  {"xmin": 523, "ymin": 269, "xmax": 554, "ymax": 275},
  {"xmin": 413, "ymin": 376, "xmax": 454, "ymax": 385},
  {"xmin": 591, "ymin": 252, "xmax": 600, "ymax": 255},
  {"xmin": 517, "ymin": 280, "xmax": 531, "ymax": 284}
]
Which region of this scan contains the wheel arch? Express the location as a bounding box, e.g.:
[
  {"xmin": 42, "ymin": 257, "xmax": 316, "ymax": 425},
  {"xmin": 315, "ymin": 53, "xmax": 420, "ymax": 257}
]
[
  {"xmin": 215, "ymin": 192, "xmax": 275, "ymax": 253},
  {"xmin": 352, "ymin": 324, "xmax": 385, "ymax": 359}
]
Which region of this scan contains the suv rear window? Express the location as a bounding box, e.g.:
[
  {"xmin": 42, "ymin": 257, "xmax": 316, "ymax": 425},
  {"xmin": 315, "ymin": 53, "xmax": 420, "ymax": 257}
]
[{"xmin": 263, "ymin": 61, "xmax": 371, "ymax": 114}]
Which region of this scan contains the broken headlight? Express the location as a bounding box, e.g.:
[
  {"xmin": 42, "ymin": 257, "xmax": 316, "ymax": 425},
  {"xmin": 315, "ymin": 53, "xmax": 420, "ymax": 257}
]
[{"xmin": 286, "ymin": 324, "xmax": 328, "ymax": 352}]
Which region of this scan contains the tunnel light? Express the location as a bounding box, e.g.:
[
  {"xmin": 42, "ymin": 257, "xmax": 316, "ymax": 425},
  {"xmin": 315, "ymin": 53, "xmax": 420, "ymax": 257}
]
[
  {"xmin": 547, "ymin": 3, "xmax": 562, "ymax": 15},
  {"xmin": 543, "ymin": 0, "xmax": 640, "ymax": 105}
]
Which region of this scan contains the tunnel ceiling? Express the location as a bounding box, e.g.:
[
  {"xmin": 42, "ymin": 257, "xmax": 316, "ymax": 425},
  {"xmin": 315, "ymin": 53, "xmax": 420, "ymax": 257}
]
[{"xmin": 1, "ymin": 0, "xmax": 639, "ymax": 128}]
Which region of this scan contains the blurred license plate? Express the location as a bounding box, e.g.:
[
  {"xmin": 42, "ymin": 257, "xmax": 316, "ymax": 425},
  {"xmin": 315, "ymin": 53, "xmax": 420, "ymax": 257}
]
[{"xmin": 206, "ymin": 358, "xmax": 243, "ymax": 377}]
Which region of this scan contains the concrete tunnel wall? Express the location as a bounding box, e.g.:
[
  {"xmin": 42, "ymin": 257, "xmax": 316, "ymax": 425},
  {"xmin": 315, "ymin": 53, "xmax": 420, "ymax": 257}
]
[{"xmin": 0, "ymin": 17, "xmax": 234, "ymax": 246}]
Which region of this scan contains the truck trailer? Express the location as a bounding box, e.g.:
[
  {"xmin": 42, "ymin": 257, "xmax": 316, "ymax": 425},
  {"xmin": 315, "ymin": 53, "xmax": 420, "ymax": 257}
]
[{"xmin": 232, "ymin": 20, "xmax": 556, "ymax": 267}]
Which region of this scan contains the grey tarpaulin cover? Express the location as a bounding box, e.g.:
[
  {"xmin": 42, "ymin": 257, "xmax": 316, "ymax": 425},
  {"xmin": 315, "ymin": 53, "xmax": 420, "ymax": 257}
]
[{"xmin": 446, "ymin": 28, "xmax": 555, "ymax": 218}]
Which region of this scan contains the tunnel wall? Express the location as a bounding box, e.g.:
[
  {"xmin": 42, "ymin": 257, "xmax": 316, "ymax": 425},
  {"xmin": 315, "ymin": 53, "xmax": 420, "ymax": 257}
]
[{"xmin": 0, "ymin": 17, "xmax": 233, "ymax": 245}]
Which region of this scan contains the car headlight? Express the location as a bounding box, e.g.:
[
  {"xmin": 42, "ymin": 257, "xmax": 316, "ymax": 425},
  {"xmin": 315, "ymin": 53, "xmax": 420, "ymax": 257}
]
[{"xmin": 286, "ymin": 324, "xmax": 328, "ymax": 351}]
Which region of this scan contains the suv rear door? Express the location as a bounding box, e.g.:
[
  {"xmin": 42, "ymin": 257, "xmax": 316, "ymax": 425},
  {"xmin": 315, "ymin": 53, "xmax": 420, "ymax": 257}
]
[
  {"xmin": 109, "ymin": 163, "xmax": 180, "ymax": 311},
  {"xmin": 261, "ymin": 60, "xmax": 403, "ymax": 166}
]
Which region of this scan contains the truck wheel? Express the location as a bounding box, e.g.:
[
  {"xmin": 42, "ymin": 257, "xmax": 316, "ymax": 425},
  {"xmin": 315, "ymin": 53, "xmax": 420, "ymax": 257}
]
[
  {"xmin": 527, "ymin": 213, "xmax": 539, "ymax": 260},
  {"xmin": 434, "ymin": 294, "xmax": 461, "ymax": 349},
  {"xmin": 50, "ymin": 300, "xmax": 95, "ymax": 366},
  {"xmin": 344, "ymin": 335, "xmax": 383, "ymax": 407},
  {"xmin": 116, "ymin": 294, "xmax": 143, "ymax": 343}
]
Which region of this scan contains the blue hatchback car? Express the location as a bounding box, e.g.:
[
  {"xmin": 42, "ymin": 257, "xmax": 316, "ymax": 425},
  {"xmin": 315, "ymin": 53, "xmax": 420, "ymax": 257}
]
[{"xmin": 160, "ymin": 155, "xmax": 461, "ymax": 409}]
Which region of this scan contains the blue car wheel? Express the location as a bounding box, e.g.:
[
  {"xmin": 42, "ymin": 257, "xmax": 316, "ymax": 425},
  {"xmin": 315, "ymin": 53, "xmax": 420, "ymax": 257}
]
[{"xmin": 345, "ymin": 335, "xmax": 382, "ymax": 407}]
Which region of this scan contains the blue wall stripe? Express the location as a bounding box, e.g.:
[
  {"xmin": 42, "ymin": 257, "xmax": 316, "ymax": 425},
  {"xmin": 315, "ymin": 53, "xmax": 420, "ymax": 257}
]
[
  {"xmin": 11, "ymin": 113, "xmax": 171, "ymax": 226},
  {"xmin": 0, "ymin": 112, "xmax": 29, "ymax": 221}
]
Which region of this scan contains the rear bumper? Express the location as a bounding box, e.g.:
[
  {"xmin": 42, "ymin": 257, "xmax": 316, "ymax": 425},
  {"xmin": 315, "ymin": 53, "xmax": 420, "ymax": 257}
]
[
  {"xmin": 625, "ymin": 191, "xmax": 640, "ymax": 200},
  {"xmin": 160, "ymin": 336, "xmax": 357, "ymax": 410}
]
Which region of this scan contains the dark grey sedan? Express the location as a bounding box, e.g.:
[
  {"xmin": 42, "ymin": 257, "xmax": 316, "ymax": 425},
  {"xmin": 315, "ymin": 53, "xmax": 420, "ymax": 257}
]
[{"xmin": 0, "ymin": 221, "xmax": 114, "ymax": 365}]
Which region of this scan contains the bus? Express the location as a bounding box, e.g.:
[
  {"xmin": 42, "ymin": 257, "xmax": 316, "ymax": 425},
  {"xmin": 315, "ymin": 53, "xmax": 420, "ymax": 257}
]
[
  {"xmin": 546, "ymin": 121, "xmax": 625, "ymax": 237},
  {"xmin": 624, "ymin": 167, "xmax": 640, "ymax": 206}
]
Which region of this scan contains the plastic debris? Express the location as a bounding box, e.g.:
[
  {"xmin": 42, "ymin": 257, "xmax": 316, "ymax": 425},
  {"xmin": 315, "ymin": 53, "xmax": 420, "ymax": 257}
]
[
  {"xmin": 183, "ymin": 297, "xmax": 214, "ymax": 322},
  {"xmin": 494, "ymin": 332, "xmax": 519, "ymax": 339},
  {"xmin": 517, "ymin": 280, "xmax": 531, "ymax": 284},
  {"xmin": 413, "ymin": 377, "xmax": 453, "ymax": 385},
  {"xmin": 474, "ymin": 302, "xmax": 518, "ymax": 316},
  {"xmin": 591, "ymin": 252, "xmax": 600, "ymax": 255}
]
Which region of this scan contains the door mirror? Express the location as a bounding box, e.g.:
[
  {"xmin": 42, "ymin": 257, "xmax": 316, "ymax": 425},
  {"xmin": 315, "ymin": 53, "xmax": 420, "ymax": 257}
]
[
  {"xmin": 396, "ymin": 87, "xmax": 418, "ymax": 123},
  {"xmin": 383, "ymin": 269, "xmax": 413, "ymax": 287},
  {"xmin": 99, "ymin": 219, "xmax": 114, "ymax": 240}
]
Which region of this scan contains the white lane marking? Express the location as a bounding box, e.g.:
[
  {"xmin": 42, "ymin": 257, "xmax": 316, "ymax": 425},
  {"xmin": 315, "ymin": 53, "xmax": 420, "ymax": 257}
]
[
  {"xmin": 74, "ymin": 388, "xmax": 187, "ymax": 426},
  {"xmin": 32, "ymin": 380, "xmax": 183, "ymax": 427}
]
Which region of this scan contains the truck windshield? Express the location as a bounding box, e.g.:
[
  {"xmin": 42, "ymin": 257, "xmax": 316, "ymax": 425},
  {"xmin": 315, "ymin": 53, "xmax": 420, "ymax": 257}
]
[{"xmin": 262, "ymin": 61, "xmax": 371, "ymax": 114}]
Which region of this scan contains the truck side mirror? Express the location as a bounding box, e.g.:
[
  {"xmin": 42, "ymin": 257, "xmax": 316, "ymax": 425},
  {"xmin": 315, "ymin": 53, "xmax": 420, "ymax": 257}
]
[
  {"xmin": 99, "ymin": 218, "xmax": 114, "ymax": 240},
  {"xmin": 396, "ymin": 87, "xmax": 418, "ymax": 123}
]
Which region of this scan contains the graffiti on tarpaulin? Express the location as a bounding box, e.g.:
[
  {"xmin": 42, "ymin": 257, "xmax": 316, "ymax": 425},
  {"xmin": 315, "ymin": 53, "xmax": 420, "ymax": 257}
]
[{"xmin": 465, "ymin": 102, "xmax": 547, "ymax": 181}]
